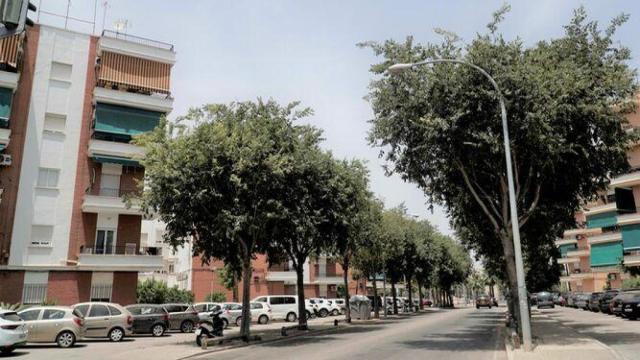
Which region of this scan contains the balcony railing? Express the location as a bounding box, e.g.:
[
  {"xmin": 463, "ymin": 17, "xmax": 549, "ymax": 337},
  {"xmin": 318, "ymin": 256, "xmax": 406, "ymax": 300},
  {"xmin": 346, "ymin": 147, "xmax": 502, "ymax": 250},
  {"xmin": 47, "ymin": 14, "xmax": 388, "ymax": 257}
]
[
  {"xmin": 95, "ymin": 187, "xmax": 140, "ymax": 198},
  {"xmin": 102, "ymin": 30, "xmax": 174, "ymax": 51},
  {"xmin": 80, "ymin": 245, "xmax": 162, "ymax": 256},
  {"xmin": 0, "ymin": 35, "xmax": 20, "ymax": 71}
]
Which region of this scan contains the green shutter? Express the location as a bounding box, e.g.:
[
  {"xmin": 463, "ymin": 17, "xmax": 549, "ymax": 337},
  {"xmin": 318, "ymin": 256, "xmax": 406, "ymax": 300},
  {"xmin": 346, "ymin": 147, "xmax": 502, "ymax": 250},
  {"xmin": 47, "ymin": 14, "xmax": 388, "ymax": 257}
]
[
  {"xmin": 92, "ymin": 155, "xmax": 140, "ymax": 167},
  {"xmin": 94, "ymin": 103, "xmax": 162, "ymax": 137},
  {"xmin": 586, "ymin": 211, "xmax": 618, "ymax": 229},
  {"xmin": 590, "ymin": 242, "xmax": 623, "ymax": 267},
  {"xmin": 559, "ymin": 244, "xmax": 577, "ymax": 257},
  {"xmin": 0, "ymin": 87, "xmax": 13, "ymax": 127},
  {"xmin": 622, "ymin": 224, "xmax": 640, "ymax": 251}
]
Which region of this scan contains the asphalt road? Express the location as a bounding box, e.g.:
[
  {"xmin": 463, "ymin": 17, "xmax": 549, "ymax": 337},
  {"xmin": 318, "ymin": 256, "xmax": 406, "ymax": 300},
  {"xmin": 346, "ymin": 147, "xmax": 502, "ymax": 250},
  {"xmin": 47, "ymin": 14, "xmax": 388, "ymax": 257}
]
[
  {"xmin": 541, "ymin": 306, "xmax": 640, "ymax": 360},
  {"xmin": 195, "ymin": 307, "xmax": 507, "ymax": 360}
]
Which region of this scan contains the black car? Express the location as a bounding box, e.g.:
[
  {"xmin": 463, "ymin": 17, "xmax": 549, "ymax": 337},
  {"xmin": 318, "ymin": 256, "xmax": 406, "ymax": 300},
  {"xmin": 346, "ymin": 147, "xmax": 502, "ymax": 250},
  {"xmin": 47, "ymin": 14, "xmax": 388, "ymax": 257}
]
[
  {"xmin": 611, "ymin": 290, "xmax": 640, "ymax": 316},
  {"xmin": 536, "ymin": 292, "xmax": 555, "ymax": 309},
  {"xmin": 125, "ymin": 304, "xmax": 170, "ymax": 337},
  {"xmin": 621, "ymin": 291, "xmax": 640, "ymax": 320},
  {"xmin": 589, "ymin": 292, "xmax": 603, "ymax": 312},
  {"xmin": 598, "ymin": 290, "xmax": 619, "ymax": 314}
]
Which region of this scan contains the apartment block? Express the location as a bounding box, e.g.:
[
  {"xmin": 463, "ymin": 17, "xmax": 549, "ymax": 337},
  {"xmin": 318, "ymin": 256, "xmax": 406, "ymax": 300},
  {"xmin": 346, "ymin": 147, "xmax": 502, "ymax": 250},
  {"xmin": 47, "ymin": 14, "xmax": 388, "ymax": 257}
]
[
  {"xmin": 0, "ymin": 25, "xmax": 175, "ymax": 305},
  {"xmin": 558, "ymin": 96, "xmax": 640, "ymax": 292}
]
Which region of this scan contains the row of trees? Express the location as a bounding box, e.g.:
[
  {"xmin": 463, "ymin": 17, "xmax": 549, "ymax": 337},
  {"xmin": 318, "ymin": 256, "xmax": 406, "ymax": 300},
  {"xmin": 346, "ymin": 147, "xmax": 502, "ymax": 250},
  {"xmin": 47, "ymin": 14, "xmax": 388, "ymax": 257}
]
[
  {"xmin": 137, "ymin": 100, "xmax": 469, "ymax": 339},
  {"xmin": 136, "ymin": 279, "xmax": 195, "ymax": 304},
  {"xmin": 362, "ymin": 5, "xmax": 638, "ymax": 339}
]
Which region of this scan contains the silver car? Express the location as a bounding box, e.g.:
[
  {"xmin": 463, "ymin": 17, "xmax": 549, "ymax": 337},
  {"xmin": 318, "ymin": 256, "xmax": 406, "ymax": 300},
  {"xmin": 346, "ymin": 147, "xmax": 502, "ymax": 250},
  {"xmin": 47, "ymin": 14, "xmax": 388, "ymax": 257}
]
[
  {"xmin": 72, "ymin": 302, "xmax": 132, "ymax": 342},
  {"xmin": 17, "ymin": 307, "xmax": 85, "ymax": 348}
]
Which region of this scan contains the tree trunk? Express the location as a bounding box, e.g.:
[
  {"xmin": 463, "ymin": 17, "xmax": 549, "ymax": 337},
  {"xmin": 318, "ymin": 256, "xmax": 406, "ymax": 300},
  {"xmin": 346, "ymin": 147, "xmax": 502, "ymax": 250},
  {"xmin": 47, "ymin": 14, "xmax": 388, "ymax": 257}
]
[
  {"xmin": 295, "ymin": 263, "xmax": 308, "ymax": 330},
  {"xmin": 501, "ymin": 231, "xmax": 521, "ymax": 334},
  {"xmin": 372, "ymin": 276, "xmax": 379, "ymax": 318},
  {"xmin": 240, "ymin": 257, "xmax": 252, "ymax": 340},
  {"xmin": 406, "ymin": 276, "xmax": 413, "ymax": 312},
  {"xmin": 342, "ymin": 256, "xmax": 351, "ymax": 323},
  {"xmin": 418, "ymin": 284, "xmax": 424, "ymax": 311},
  {"xmin": 391, "ymin": 281, "xmax": 398, "ymax": 314},
  {"xmin": 232, "ymin": 274, "xmax": 239, "ymax": 302}
]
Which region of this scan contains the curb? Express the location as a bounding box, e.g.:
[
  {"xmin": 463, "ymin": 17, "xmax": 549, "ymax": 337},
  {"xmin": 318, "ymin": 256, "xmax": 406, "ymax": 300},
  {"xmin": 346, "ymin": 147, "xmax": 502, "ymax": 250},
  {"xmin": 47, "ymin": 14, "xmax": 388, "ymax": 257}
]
[{"xmin": 177, "ymin": 324, "xmax": 345, "ymax": 359}]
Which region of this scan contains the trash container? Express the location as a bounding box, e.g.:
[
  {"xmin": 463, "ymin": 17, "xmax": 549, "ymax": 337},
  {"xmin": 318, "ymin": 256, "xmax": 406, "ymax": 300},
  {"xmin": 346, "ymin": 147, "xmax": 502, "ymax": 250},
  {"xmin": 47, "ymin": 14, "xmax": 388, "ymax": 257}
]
[{"xmin": 349, "ymin": 295, "xmax": 371, "ymax": 320}]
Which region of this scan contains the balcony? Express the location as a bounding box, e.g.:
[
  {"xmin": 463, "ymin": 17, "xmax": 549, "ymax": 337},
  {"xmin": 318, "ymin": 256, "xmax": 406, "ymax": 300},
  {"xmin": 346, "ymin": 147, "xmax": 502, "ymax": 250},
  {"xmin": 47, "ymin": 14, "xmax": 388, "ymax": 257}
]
[
  {"xmin": 77, "ymin": 245, "xmax": 163, "ymax": 271},
  {"xmin": 569, "ymin": 272, "xmax": 594, "ymax": 280},
  {"xmin": 94, "ymin": 87, "xmax": 173, "ymax": 113},
  {"xmin": 557, "ymin": 257, "xmax": 580, "ymax": 265},
  {"xmin": 555, "ymin": 238, "xmax": 578, "ymax": 246},
  {"xmin": 313, "ymin": 275, "xmax": 343, "ymax": 285},
  {"xmin": 566, "ymin": 248, "xmax": 589, "ymax": 257},
  {"xmin": 82, "ymin": 188, "xmax": 142, "ymax": 215},
  {"xmin": 265, "ymin": 271, "xmax": 297, "ymax": 283},
  {"xmin": 588, "ymin": 231, "xmax": 622, "ymax": 245},
  {"xmin": 563, "ymin": 227, "xmax": 601, "ymax": 237},
  {"xmin": 584, "ymin": 203, "xmax": 617, "ymax": 217},
  {"xmin": 88, "ymin": 139, "xmax": 145, "ymax": 162},
  {"xmin": 610, "ymin": 170, "xmax": 640, "ymax": 189},
  {"xmin": 624, "ymin": 254, "xmax": 640, "ymax": 267},
  {"xmin": 0, "ymin": 127, "xmax": 9, "ymax": 149},
  {"xmin": 617, "ymin": 213, "xmax": 640, "ymax": 226}
]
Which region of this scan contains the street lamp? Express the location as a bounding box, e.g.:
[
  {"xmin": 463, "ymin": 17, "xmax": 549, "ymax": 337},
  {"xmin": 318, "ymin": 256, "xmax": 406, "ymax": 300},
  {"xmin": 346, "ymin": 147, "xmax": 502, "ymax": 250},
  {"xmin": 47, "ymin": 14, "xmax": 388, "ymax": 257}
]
[{"xmin": 388, "ymin": 59, "xmax": 532, "ymax": 351}]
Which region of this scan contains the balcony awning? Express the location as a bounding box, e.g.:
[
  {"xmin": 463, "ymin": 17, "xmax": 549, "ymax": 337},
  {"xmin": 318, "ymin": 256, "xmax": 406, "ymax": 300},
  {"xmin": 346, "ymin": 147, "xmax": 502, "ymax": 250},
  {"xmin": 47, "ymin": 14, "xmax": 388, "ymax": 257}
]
[
  {"xmin": 0, "ymin": 87, "xmax": 12, "ymax": 126},
  {"xmin": 621, "ymin": 224, "xmax": 640, "ymax": 251},
  {"xmin": 559, "ymin": 243, "xmax": 577, "ymax": 257},
  {"xmin": 590, "ymin": 241, "xmax": 623, "ymax": 267},
  {"xmin": 94, "ymin": 103, "xmax": 161, "ymax": 137},
  {"xmin": 92, "ymin": 154, "xmax": 140, "ymax": 167},
  {"xmin": 586, "ymin": 211, "xmax": 617, "ymax": 229}
]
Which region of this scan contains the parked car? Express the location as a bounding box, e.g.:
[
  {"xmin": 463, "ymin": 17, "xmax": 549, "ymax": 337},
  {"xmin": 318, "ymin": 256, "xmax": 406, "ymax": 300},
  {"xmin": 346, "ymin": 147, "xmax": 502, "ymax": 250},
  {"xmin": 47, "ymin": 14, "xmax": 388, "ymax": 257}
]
[
  {"xmin": 72, "ymin": 302, "xmax": 132, "ymax": 342},
  {"xmin": 536, "ymin": 291, "xmax": 555, "ymax": 309},
  {"xmin": 611, "ymin": 292, "xmax": 633, "ymax": 316},
  {"xmin": 566, "ymin": 293, "xmax": 578, "ymax": 308},
  {"xmin": 621, "ymin": 291, "xmax": 640, "ymax": 320},
  {"xmin": 589, "ymin": 292, "xmax": 603, "ymax": 312},
  {"xmin": 252, "ymin": 295, "xmax": 314, "ymax": 322},
  {"xmin": 476, "ymin": 294, "xmax": 492, "ymax": 309},
  {"xmin": 125, "ymin": 304, "xmax": 169, "ymax": 337},
  {"xmin": 328, "ymin": 298, "xmax": 347, "ymax": 314},
  {"xmin": 0, "ymin": 309, "xmax": 27, "ymax": 355},
  {"xmin": 17, "ymin": 306, "xmax": 84, "ymax": 347},
  {"xmin": 598, "ymin": 290, "xmax": 619, "ymax": 314},
  {"xmin": 162, "ymin": 304, "xmax": 199, "ymax": 333},
  {"xmin": 193, "ymin": 302, "xmax": 232, "ymax": 328},
  {"xmin": 309, "ymin": 298, "xmax": 332, "ymax": 318},
  {"xmin": 326, "ymin": 300, "xmax": 342, "ymax": 316},
  {"xmin": 230, "ymin": 302, "xmax": 272, "ymax": 326},
  {"xmin": 421, "ymin": 299, "xmax": 433, "ymax": 307},
  {"xmin": 575, "ymin": 293, "xmax": 591, "ymax": 310}
]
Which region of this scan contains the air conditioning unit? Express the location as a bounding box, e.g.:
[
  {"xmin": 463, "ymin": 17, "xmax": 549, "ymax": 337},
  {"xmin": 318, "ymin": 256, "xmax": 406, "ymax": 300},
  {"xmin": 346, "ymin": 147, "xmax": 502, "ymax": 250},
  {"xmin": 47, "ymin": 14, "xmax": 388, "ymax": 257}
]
[{"xmin": 0, "ymin": 154, "xmax": 11, "ymax": 166}]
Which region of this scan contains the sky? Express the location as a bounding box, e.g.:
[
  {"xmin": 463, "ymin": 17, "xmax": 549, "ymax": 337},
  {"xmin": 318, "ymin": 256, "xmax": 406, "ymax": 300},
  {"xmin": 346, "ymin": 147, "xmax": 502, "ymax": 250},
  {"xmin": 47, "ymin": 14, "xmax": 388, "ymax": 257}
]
[{"xmin": 35, "ymin": 0, "xmax": 640, "ymax": 238}]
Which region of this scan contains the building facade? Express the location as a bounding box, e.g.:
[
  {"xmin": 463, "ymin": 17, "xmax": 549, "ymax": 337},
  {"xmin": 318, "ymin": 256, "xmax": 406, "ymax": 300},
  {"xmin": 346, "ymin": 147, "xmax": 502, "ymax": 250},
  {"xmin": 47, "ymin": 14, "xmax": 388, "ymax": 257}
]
[
  {"xmin": 0, "ymin": 25, "xmax": 175, "ymax": 305},
  {"xmin": 557, "ymin": 96, "xmax": 640, "ymax": 292}
]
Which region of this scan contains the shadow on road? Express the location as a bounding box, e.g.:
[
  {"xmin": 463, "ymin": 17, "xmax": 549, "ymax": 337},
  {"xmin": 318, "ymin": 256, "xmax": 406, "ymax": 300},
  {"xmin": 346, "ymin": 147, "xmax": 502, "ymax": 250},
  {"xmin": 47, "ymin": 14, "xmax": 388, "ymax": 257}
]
[{"xmin": 542, "ymin": 310, "xmax": 640, "ymax": 346}]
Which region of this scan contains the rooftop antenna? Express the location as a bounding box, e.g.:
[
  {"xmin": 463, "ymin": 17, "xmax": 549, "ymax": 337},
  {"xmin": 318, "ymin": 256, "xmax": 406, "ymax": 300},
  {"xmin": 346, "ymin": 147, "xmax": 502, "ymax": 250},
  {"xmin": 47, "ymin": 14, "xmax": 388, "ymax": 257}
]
[
  {"xmin": 101, "ymin": 0, "xmax": 109, "ymax": 34},
  {"xmin": 113, "ymin": 18, "xmax": 130, "ymax": 35},
  {"xmin": 64, "ymin": 0, "xmax": 70, "ymax": 29}
]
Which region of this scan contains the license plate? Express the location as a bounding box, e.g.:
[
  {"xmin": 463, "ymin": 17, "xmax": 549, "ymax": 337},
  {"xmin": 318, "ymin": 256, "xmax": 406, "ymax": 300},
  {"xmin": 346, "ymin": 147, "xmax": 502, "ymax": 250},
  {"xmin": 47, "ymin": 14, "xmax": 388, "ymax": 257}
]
[
  {"xmin": 195, "ymin": 329, "xmax": 202, "ymax": 336},
  {"xmin": 624, "ymin": 309, "xmax": 633, "ymax": 312}
]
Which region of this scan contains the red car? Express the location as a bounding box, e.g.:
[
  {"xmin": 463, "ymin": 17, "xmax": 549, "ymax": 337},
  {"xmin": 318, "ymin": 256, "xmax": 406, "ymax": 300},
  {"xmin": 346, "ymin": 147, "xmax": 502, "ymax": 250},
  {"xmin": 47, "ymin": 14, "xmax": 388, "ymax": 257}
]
[{"xmin": 421, "ymin": 299, "xmax": 433, "ymax": 307}]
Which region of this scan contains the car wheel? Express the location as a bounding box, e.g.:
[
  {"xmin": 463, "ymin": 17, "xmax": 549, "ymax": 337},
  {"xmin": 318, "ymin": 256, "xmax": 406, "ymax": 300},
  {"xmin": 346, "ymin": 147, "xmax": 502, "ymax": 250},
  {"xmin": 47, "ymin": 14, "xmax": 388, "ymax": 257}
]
[
  {"xmin": 306, "ymin": 310, "xmax": 312, "ymax": 320},
  {"xmin": 331, "ymin": 309, "xmax": 339, "ymax": 316},
  {"xmin": 319, "ymin": 309, "xmax": 329, "ymax": 318},
  {"xmin": 476, "ymin": 306, "xmax": 479, "ymax": 309},
  {"xmin": 180, "ymin": 320, "xmax": 194, "ymax": 333},
  {"xmin": 488, "ymin": 306, "xmax": 492, "ymax": 309},
  {"xmin": 151, "ymin": 324, "xmax": 165, "ymax": 337},
  {"xmin": 236, "ymin": 317, "xmax": 242, "ymax": 327},
  {"xmin": 0, "ymin": 346, "xmax": 15, "ymax": 355},
  {"xmin": 222, "ymin": 318, "xmax": 229, "ymax": 329},
  {"xmin": 286, "ymin": 312, "xmax": 297, "ymax": 322},
  {"xmin": 56, "ymin": 330, "xmax": 76, "ymax": 348},
  {"xmin": 108, "ymin": 327, "xmax": 124, "ymax": 342},
  {"xmin": 258, "ymin": 315, "xmax": 269, "ymax": 324}
]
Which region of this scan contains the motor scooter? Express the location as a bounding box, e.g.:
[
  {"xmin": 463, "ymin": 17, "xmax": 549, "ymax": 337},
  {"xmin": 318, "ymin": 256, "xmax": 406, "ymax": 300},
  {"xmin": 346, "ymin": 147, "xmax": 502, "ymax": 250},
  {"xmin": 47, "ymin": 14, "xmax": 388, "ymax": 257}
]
[{"xmin": 195, "ymin": 309, "xmax": 224, "ymax": 346}]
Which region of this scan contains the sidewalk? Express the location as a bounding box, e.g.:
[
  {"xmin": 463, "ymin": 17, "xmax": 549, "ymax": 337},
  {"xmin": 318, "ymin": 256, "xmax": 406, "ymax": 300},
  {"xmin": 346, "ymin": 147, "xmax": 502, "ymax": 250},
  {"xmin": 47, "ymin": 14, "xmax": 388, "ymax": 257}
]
[{"xmin": 505, "ymin": 311, "xmax": 625, "ymax": 360}]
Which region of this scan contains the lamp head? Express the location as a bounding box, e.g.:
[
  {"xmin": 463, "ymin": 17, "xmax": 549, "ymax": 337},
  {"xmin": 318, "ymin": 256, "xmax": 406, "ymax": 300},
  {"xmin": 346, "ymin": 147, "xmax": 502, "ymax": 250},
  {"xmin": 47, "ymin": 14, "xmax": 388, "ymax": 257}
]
[{"xmin": 387, "ymin": 63, "xmax": 414, "ymax": 75}]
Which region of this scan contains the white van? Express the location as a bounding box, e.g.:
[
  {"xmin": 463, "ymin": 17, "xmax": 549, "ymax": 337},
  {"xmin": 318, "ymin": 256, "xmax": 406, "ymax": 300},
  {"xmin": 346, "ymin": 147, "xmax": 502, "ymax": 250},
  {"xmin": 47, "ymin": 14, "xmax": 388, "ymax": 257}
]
[{"xmin": 252, "ymin": 295, "xmax": 313, "ymax": 322}]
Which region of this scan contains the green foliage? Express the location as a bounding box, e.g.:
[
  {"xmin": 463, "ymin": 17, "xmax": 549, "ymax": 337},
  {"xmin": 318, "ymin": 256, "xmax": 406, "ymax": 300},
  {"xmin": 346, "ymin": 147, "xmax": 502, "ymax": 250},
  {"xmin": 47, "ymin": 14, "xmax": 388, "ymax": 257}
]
[
  {"xmin": 0, "ymin": 302, "xmax": 23, "ymax": 311},
  {"xmin": 41, "ymin": 299, "xmax": 57, "ymax": 306},
  {"xmin": 362, "ymin": 6, "xmax": 636, "ymax": 310},
  {"xmin": 336, "ymin": 284, "xmax": 346, "ymax": 298},
  {"xmin": 205, "ymin": 291, "xmax": 228, "ymax": 302},
  {"xmin": 137, "ymin": 279, "xmax": 194, "ymax": 304},
  {"xmin": 217, "ymin": 264, "xmax": 240, "ymax": 291},
  {"xmin": 622, "ymin": 277, "xmax": 640, "ymax": 290}
]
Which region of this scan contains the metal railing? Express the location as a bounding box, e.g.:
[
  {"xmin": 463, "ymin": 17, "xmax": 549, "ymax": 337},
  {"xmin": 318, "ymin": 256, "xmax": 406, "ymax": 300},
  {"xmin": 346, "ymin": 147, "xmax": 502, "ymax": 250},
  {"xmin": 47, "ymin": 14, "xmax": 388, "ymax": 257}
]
[
  {"xmin": 22, "ymin": 284, "xmax": 47, "ymax": 305},
  {"xmin": 97, "ymin": 187, "xmax": 140, "ymax": 198},
  {"xmin": 80, "ymin": 245, "xmax": 162, "ymax": 256},
  {"xmin": 101, "ymin": 30, "xmax": 174, "ymax": 51}
]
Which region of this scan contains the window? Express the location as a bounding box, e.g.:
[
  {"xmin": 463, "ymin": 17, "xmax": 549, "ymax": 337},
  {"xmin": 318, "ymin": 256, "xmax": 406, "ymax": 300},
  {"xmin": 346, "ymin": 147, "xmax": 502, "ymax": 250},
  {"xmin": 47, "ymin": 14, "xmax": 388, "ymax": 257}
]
[
  {"xmin": 250, "ymin": 303, "xmax": 262, "ymax": 310},
  {"xmin": 269, "ymin": 297, "xmax": 284, "ymax": 305},
  {"xmin": 228, "ymin": 304, "xmax": 241, "ymax": 310},
  {"xmin": 1, "ymin": 312, "xmax": 22, "ymax": 322},
  {"xmin": 127, "ymin": 306, "xmax": 141, "ymax": 315},
  {"xmin": 90, "ymin": 284, "xmax": 112, "ymax": 302},
  {"xmin": 108, "ymin": 306, "xmax": 121, "ymax": 316},
  {"xmin": 88, "ymin": 304, "xmax": 110, "ymax": 317},
  {"xmin": 30, "ymin": 225, "xmax": 53, "ymax": 247},
  {"xmin": 254, "ymin": 297, "xmax": 267, "ymax": 303},
  {"xmin": 285, "ymin": 297, "xmax": 296, "ymax": 304},
  {"xmin": 168, "ymin": 264, "xmax": 175, "ymax": 273},
  {"xmin": 74, "ymin": 305, "xmax": 89, "ymax": 317},
  {"xmin": 43, "ymin": 309, "xmax": 66, "ymax": 320},
  {"xmin": 193, "ymin": 304, "xmax": 206, "ymax": 312},
  {"xmin": 18, "ymin": 309, "xmax": 41, "ymax": 321},
  {"xmin": 22, "ymin": 284, "xmax": 47, "ymax": 305},
  {"xmin": 95, "ymin": 229, "xmax": 116, "ymax": 255},
  {"xmin": 37, "ymin": 168, "xmax": 60, "ymax": 188}
]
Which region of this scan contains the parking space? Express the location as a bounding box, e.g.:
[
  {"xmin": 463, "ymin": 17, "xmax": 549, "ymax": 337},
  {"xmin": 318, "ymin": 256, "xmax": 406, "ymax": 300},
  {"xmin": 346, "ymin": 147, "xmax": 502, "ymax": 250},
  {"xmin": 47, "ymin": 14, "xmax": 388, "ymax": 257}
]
[
  {"xmin": 538, "ymin": 306, "xmax": 640, "ymax": 360},
  {"xmin": 3, "ymin": 315, "xmax": 341, "ymax": 360}
]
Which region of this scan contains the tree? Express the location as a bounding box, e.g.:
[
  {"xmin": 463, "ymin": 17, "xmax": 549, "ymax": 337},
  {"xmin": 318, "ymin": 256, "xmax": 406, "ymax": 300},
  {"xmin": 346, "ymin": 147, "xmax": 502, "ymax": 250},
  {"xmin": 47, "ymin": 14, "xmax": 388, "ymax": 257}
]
[
  {"xmin": 137, "ymin": 279, "xmax": 194, "ymax": 304},
  {"xmin": 218, "ymin": 264, "xmax": 241, "ymax": 302},
  {"xmin": 138, "ymin": 99, "xmax": 315, "ymax": 339},
  {"xmin": 205, "ymin": 291, "xmax": 227, "ymax": 302},
  {"xmin": 362, "ymin": 6, "xmax": 636, "ymax": 335}
]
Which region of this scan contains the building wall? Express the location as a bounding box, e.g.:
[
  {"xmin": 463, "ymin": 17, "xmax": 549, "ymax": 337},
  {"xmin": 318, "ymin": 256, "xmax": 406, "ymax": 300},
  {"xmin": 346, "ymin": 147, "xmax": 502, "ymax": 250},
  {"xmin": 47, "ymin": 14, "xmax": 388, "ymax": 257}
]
[
  {"xmin": 46, "ymin": 271, "xmax": 91, "ymax": 305},
  {"xmin": 9, "ymin": 26, "xmax": 91, "ymax": 267},
  {"xmin": 111, "ymin": 272, "xmax": 137, "ymax": 305},
  {"xmin": 0, "ymin": 270, "xmax": 24, "ymax": 303},
  {"xmin": 0, "ymin": 27, "xmax": 40, "ymax": 265},
  {"xmin": 116, "ymin": 214, "xmax": 141, "ymax": 250}
]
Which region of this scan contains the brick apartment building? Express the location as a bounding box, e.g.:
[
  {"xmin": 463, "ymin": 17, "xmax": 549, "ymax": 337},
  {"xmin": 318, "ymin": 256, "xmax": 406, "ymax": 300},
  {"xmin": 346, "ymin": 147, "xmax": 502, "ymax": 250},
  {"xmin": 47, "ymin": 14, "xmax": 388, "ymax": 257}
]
[
  {"xmin": 0, "ymin": 24, "xmax": 174, "ymax": 305},
  {"xmin": 557, "ymin": 94, "xmax": 640, "ymax": 292}
]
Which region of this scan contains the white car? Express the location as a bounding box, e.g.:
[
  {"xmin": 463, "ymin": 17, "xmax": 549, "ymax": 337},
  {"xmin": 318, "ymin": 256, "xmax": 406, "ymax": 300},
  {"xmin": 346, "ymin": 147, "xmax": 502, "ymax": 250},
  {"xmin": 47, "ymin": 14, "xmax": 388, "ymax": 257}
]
[
  {"xmin": 230, "ymin": 302, "xmax": 272, "ymax": 326},
  {"xmin": 0, "ymin": 310, "xmax": 27, "ymax": 355},
  {"xmin": 309, "ymin": 298, "xmax": 332, "ymax": 317},
  {"xmin": 326, "ymin": 299, "xmax": 343, "ymax": 316},
  {"xmin": 252, "ymin": 295, "xmax": 315, "ymax": 322},
  {"xmin": 193, "ymin": 302, "xmax": 232, "ymax": 328}
]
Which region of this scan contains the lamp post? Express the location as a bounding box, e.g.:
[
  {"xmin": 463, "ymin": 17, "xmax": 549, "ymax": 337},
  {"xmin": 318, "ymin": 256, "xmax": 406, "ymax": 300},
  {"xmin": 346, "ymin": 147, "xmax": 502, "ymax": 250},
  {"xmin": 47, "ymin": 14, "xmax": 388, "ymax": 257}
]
[{"xmin": 388, "ymin": 59, "xmax": 532, "ymax": 351}]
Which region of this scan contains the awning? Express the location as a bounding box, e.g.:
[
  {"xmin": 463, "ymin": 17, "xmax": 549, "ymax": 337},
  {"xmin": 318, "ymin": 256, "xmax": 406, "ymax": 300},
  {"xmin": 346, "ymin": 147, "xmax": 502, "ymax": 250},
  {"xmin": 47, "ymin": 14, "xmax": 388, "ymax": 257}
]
[
  {"xmin": 559, "ymin": 243, "xmax": 577, "ymax": 257},
  {"xmin": 622, "ymin": 224, "xmax": 640, "ymax": 251},
  {"xmin": 92, "ymin": 155, "xmax": 140, "ymax": 167},
  {"xmin": 586, "ymin": 211, "xmax": 617, "ymax": 229},
  {"xmin": 94, "ymin": 103, "xmax": 162, "ymax": 137},
  {"xmin": 590, "ymin": 241, "xmax": 623, "ymax": 267},
  {"xmin": 0, "ymin": 87, "xmax": 12, "ymax": 127}
]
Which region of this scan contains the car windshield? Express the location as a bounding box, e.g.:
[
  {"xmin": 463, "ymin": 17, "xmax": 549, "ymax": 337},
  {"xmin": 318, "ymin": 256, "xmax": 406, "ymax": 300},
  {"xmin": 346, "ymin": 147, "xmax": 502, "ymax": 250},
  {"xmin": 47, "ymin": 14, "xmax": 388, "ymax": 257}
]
[{"xmin": 0, "ymin": 312, "xmax": 21, "ymax": 322}]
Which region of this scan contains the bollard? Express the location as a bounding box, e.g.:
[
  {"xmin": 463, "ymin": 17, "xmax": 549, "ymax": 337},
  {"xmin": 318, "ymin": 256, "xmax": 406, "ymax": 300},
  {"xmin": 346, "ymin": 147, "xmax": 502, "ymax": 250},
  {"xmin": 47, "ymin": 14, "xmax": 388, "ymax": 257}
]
[
  {"xmin": 334, "ymin": 319, "xmax": 338, "ymax": 326},
  {"xmin": 281, "ymin": 326, "xmax": 287, "ymax": 336}
]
